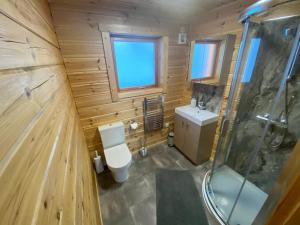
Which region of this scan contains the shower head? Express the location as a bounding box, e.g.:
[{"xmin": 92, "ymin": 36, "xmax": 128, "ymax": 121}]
[{"xmin": 239, "ymin": 0, "xmax": 272, "ymax": 23}]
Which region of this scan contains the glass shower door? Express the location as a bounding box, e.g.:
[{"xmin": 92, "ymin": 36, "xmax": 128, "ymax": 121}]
[
  {"xmin": 207, "ymin": 20, "xmax": 263, "ymax": 224},
  {"xmin": 209, "ymin": 20, "xmax": 260, "ymax": 175},
  {"xmin": 207, "ymin": 16, "xmax": 300, "ymax": 225},
  {"xmin": 228, "ymin": 18, "xmax": 300, "ymax": 225}
]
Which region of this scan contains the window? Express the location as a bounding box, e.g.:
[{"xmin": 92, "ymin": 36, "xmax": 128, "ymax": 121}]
[
  {"xmin": 102, "ymin": 32, "xmax": 168, "ymax": 101},
  {"xmin": 191, "ymin": 42, "xmax": 218, "ymax": 80},
  {"xmin": 111, "ymin": 37, "xmax": 158, "ymax": 91},
  {"xmin": 188, "ymin": 35, "xmax": 236, "ymax": 86},
  {"xmin": 241, "ymin": 38, "xmax": 261, "ymax": 83}
]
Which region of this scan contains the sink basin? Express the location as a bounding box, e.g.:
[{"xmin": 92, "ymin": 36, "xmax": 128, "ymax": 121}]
[{"xmin": 175, "ymin": 105, "xmax": 218, "ymax": 126}]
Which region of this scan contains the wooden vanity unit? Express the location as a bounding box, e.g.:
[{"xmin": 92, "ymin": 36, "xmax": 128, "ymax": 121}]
[{"xmin": 174, "ymin": 106, "xmax": 218, "ymax": 165}]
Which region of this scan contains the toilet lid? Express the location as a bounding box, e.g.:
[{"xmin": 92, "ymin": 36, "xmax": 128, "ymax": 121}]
[{"xmin": 104, "ymin": 144, "xmax": 132, "ymax": 169}]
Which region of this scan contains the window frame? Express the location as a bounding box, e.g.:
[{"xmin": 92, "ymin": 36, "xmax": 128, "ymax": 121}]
[
  {"xmin": 111, "ymin": 36, "xmax": 159, "ymax": 92},
  {"xmin": 190, "ymin": 40, "xmax": 220, "ymax": 82},
  {"xmin": 101, "ymin": 31, "xmax": 168, "ymax": 102},
  {"xmin": 187, "ymin": 34, "xmax": 236, "ymax": 87}
]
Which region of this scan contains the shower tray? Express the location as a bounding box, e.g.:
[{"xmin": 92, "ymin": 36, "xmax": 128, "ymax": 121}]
[{"xmin": 202, "ymin": 166, "xmax": 268, "ymax": 225}]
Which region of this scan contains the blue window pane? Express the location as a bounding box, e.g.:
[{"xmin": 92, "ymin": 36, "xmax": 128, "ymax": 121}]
[
  {"xmin": 241, "ymin": 38, "xmax": 261, "ymax": 83},
  {"xmin": 113, "ymin": 40, "xmax": 156, "ymax": 89},
  {"xmin": 191, "ymin": 43, "xmax": 217, "ymax": 80}
]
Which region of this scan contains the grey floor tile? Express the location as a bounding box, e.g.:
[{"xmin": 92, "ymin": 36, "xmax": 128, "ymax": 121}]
[
  {"xmin": 114, "ymin": 213, "xmax": 136, "ymax": 225},
  {"xmin": 151, "ymin": 150, "xmax": 181, "ymax": 169},
  {"xmin": 98, "ymin": 143, "xmax": 217, "ymax": 225},
  {"xmin": 144, "ymin": 172, "xmax": 156, "ymax": 193},
  {"xmin": 166, "ymin": 147, "xmax": 186, "ymax": 161},
  {"xmin": 129, "ymin": 156, "xmax": 156, "ymax": 179},
  {"xmin": 175, "ymin": 157, "xmax": 196, "ymax": 169},
  {"xmin": 191, "ymin": 173, "xmax": 204, "ymax": 195},
  {"xmin": 148, "ymin": 144, "xmax": 165, "ymax": 154},
  {"xmin": 121, "ymin": 176, "xmax": 153, "ymax": 207},
  {"xmin": 194, "ymin": 162, "xmax": 211, "ymax": 177},
  {"xmin": 97, "ymin": 169, "xmax": 123, "ymax": 196},
  {"xmin": 130, "ymin": 195, "xmax": 156, "ymax": 225},
  {"xmin": 100, "ymin": 190, "xmax": 131, "ymax": 225}
]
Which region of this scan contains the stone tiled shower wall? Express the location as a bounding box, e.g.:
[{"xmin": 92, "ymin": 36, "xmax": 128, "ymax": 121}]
[
  {"xmin": 192, "ymin": 83, "xmax": 225, "ymax": 114},
  {"xmin": 226, "ymin": 17, "xmax": 300, "ymax": 193}
]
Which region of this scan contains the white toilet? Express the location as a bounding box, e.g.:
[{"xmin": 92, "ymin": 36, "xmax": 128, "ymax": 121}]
[{"xmin": 98, "ymin": 122, "xmax": 132, "ymax": 182}]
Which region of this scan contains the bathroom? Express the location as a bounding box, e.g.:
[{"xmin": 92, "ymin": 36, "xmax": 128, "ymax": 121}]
[{"xmin": 0, "ymin": 0, "xmax": 300, "ymax": 225}]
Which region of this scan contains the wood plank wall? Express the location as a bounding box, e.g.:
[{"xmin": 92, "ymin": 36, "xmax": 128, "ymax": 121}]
[
  {"xmin": 0, "ymin": 1, "xmax": 102, "ymax": 225},
  {"xmin": 262, "ymin": 140, "xmax": 300, "ymax": 225},
  {"xmin": 49, "ymin": 1, "xmax": 190, "ymax": 156}
]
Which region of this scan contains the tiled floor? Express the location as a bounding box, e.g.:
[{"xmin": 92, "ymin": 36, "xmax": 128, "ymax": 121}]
[{"xmin": 97, "ymin": 144, "xmax": 218, "ymax": 225}]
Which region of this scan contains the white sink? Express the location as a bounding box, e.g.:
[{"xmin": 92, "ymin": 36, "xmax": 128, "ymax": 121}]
[{"xmin": 175, "ymin": 105, "xmax": 218, "ymax": 126}]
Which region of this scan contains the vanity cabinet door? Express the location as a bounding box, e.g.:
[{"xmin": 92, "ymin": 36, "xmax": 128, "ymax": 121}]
[
  {"xmin": 174, "ymin": 114, "xmax": 185, "ymax": 150},
  {"xmin": 183, "ymin": 119, "xmax": 201, "ymax": 164}
]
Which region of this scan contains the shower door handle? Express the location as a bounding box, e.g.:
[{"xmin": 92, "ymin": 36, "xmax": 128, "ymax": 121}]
[{"xmin": 220, "ymin": 117, "xmax": 229, "ymax": 137}]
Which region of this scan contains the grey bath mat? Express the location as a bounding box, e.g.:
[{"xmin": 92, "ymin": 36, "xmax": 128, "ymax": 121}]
[{"xmin": 156, "ymin": 169, "xmax": 209, "ymax": 225}]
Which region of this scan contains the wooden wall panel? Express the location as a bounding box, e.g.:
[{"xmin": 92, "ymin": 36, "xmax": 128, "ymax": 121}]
[
  {"xmin": 0, "ymin": 0, "xmax": 58, "ymax": 46},
  {"xmin": 0, "ymin": 1, "xmax": 102, "ymax": 225},
  {"xmin": 49, "ymin": 2, "xmax": 190, "ymax": 155},
  {"xmin": 0, "ymin": 13, "xmax": 62, "ymax": 70}
]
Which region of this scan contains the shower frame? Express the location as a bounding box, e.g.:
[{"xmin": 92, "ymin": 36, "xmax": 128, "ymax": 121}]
[{"xmin": 202, "ymin": 1, "xmax": 300, "ymax": 224}]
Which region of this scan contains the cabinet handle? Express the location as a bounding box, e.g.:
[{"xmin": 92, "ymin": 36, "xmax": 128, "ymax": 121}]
[{"xmin": 181, "ymin": 121, "xmax": 184, "ymax": 127}]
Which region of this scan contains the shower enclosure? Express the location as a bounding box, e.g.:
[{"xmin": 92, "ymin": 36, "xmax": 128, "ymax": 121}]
[{"xmin": 202, "ymin": 2, "xmax": 300, "ymax": 225}]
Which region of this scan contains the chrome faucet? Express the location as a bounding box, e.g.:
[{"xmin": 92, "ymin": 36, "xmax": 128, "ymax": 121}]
[{"xmin": 197, "ymin": 101, "xmax": 206, "ymax": 110}]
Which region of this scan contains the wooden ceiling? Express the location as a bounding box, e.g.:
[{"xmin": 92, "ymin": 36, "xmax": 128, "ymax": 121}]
[{"xmin": 49, "ymin": 0, "xmax": 256, "ymax": 25}]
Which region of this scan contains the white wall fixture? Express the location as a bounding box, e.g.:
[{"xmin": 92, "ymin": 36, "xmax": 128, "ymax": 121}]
[
  {"xmin": 178, "ymin": 27, "xmax": 187, "ymax": 44},
  {"xmin": 130, "ymin": 120, "xmax": 139, "ymax": 130}
]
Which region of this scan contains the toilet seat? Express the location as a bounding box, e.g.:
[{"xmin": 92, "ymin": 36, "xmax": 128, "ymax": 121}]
[{"xmin": 104, "ymin": 143, "xmax": 131, "ymax": 169}]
